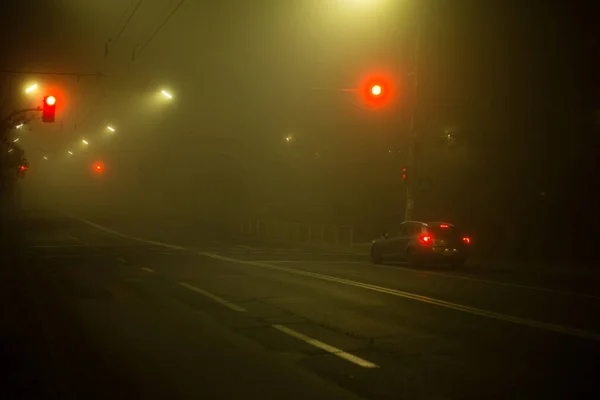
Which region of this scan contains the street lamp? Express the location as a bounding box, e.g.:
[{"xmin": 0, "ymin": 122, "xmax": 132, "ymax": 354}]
[
  {"xmin": 161, "ymin": 90, "xmax": 173, "ymax": 99},
  {"xmin": 15, "ymin": 123, "xmax": 23, "ymax": 129},
  {"xmin": 68, "ymin": 151, "xmax": 73, "ymax": 155},
  {"xmin": 13, "ymin": 138, "xmax": 19, "ymax": 143},
  {"xmin": 107, "ymin": 126, "xmax": 115, "ymax": 132},
  {"xmin": 82, "ymin": 139, "xmax": 88, "ymax": 145},
  {"xmin": 43, "ymin": 156, "xmax": 48, "ymax": 160},
  {"xmin": 25, "ymin": 83, "xmax": 38, "ymax": 94}
]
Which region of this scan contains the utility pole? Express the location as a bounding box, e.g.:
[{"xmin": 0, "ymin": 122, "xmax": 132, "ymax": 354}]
[{"xmin": 404, "ymin": 15, "xmax": 421, "ymax": 222}]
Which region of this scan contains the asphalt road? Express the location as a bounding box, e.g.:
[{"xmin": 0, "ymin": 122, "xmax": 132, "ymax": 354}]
[{"xmin": 2, "ymin": 210, "xmax": 599, "ymax": 399}]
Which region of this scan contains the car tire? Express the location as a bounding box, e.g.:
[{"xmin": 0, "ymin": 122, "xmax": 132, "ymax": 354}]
[
  {"xmin": 371, "ymin": 246, "xmax": 383, "ymax": 265},
  {"xmin": 407, "ymin": 248, "xmax": 422, "ymax": 268}
]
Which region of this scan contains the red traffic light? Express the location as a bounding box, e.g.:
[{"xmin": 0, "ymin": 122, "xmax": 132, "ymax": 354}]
[
  {"xmin": 93, "ymin": 162, "xmax": 104, "ymax": 173},
  {"xmin": 19, "ymin": 165, "xmax": 27, "ymax": 172},
  {"xmin": 402, "ymin": 167, "xmax": 408, "ymax": 181},
  {"xmin": 370, "ymin": 85, "xmax": 383, "ymax": 96},
  {"xmin": 42, "ymin": 95, "xmax": 56, "ymax": 123},
  {"xmin": 360, "ymin": 75, "xmax": 394, "ymax": 109}
]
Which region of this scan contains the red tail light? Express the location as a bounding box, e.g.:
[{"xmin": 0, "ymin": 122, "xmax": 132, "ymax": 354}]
[
  {"xmin": 440, "ymin": 224, "xmax": 449, "ymax": 228},
  {"xmin": 419, "ymin": 235, "xmax": 432, "ymax": 244},
  {"xmin": 462, "ymin": 237, "xmax": 471, "ymax": 244}
]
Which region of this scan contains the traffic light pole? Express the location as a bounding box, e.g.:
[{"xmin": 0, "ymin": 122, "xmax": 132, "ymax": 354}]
[
  {"xmin": 404, "ymin": 22, "xmax": 421, "ymax": 222},
  {"xmin": 1, "ymin": 107, "xmax": 41, "ymax": 125}
]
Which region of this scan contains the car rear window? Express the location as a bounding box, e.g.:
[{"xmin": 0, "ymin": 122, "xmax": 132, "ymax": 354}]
[{"xmin": 427, "ymin": 224, "xmax": 460, "ymax": 238}]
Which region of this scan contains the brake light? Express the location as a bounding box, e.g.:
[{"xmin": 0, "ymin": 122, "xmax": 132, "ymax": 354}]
[
  {"xmin": 419, "ymin": 235, "xmax": 432, "ymax": 244},
  {"xmin": 440, "ymin": 224, "xmax": 449, "ymax": 228},
  {"xmin": 462, "ymin": 237, "xmax": 471, "ymax": 244}
]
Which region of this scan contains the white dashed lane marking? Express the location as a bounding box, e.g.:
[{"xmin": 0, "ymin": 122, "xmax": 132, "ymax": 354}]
[
  {"xmin": 179, "ymin": 282, "xmax": 246, "ymax": 312},
  {"xmin": 272, "ymin": 324, "xmax": 378, "ymax": 368}
]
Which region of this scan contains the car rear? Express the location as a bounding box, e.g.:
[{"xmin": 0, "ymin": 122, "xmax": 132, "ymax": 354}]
[{"xmin": 414, "ymin": 223, "xmax": 471, "ymax": 265}]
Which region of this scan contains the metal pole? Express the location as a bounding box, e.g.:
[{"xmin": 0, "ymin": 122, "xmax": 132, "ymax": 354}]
[
  {"xmin": 404, "ymin": 19, "xmax": 421, "ymax": 222},
  {"xmin": 2, "ymin": 107, "xmax": 41, "ymax": 125}
]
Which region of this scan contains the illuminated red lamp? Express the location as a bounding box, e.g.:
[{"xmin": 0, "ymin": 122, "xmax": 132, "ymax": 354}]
[
  {"xmin": 42, "ymin": 96, "xmax": 56, "ymax": 122},
  {"xmin": 360, "ymin": 75, "xmax": 394, "ymax": 109},
  {"xmin": 93, "ymin": 162, "xmax": 104, "ymax": 173},
  {"xmin": 419, "ymin": 234, "xmax": 432, "ymax": 244}
]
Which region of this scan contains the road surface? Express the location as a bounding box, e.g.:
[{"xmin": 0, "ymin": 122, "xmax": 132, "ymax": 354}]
[{"xmin": 2, "ymin": 210, "xmax": 599, "ymax": 399}]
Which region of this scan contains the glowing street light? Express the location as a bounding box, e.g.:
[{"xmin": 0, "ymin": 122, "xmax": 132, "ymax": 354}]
[
  {"xmin": 43, "ymin": 156, "xmax": 48, "ymax": 160},
  {"xmin": 8, "ymin": 149, "xmax": 13, "ymax": 153},
  {"xmin": 161, "ymin": 90, "xmax": 173, "ymax": 99},
  {"xmin": 13, "ymin": 138, "xmax": 19, "ymax": 143},
  {"xmin": 68, "ymin": 151, "xmax": 73, "ymax": 155},
  {"xmin": 107, "ymin": 126, "xmax": 115, "ymax": 132},
  {"xmin": 15, "ymin": 123, "xmax": 23, "ymax": 129},
  {"xmin": 25, "ymin": 83, "xmax": 38, "ymax": 94},
  {"xmin": 81, "ymin": 139, "xmax": 89, "ymax": 145}
]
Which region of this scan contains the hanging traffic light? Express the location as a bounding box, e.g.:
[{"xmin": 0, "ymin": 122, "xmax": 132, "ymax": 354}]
[
  {"xmin": 360, "ymin": 74, "xmax": 395, "ymax": 109},
  {"xmin": 93, "ymin": 162, "xmax": 104, "ymax": 173},
  {"xmin": 402, "ymin": 167, "xmax": 408, "ymax": 182},
  {"xmin": 42, "ymin": 95, "xmax": 56, "ymax": 123}
]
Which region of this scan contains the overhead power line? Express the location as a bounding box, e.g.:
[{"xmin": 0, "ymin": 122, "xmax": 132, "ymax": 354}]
[
  {"xmin": 106, "ymin": 0, "xmax": 145, "ymax": 57},
  {"xmin": 133, "ymin": 0, "xmax": 186, "ymax": 61}
]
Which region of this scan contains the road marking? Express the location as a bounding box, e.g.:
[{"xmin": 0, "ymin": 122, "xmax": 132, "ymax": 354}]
[
  {"xmin": 198, "ymin": 255, "xmax": 600, "ymax": 342},
  {"xmin": 272, "ymin": 324, "xmax": 378, "ymax": 368},
  {"xmin": 67, "ymin": 235, "xmax": 83, "ymax": 244},
  {"xmin": 76, "ymin": 218, "xmax": 186, "ymax": 251},
  {"xmin": 140, "ymin": 267, "xmax": 154, "ymax": 273},
  {"xmin": 252, "ymin": 260, "xmax": 368, "ymax": 264},
  {"xmin": 179, "ymin": 282, "xmax": 246, "ymax": 312},
  {"xmin": 371, "ymin": 262, "xmax": 600, "ymax": 301},
  {"xmin": 76, "ymin": 217, "xmax": 600, "ymax": 342},
  {"xmin": 266, "ymin": 259, "xmax": 600, "ymax": 301}
]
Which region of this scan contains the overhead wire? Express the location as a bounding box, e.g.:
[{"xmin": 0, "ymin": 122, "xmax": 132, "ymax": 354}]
[
  {"xmin": 107, "ymin": 0, "xmax": 145, "ymax": 57},
  {"xmin": 134, "ymin": 0, "xmax": 187, "ymax": 60},
  {"xmin": 74, "ymin": 1, "xmax": 145, "ymax": 131}
]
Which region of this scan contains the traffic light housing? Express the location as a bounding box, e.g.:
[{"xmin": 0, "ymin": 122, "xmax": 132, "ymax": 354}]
[
  {"xmin": 360, "ymin": 74, "xmax": 394, "ymax": 109},
  {"xmin": 402, "ymin": 167, "xmax": 408, "ymax": 182},
  {"xmin": 42, "ymin": 95, "xmax": 56, "ymax": 123}
]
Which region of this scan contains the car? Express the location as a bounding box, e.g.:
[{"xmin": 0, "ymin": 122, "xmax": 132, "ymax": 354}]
[{"xmin": 370, "ymin": 221, "xmax": 471, "ymax": 267}]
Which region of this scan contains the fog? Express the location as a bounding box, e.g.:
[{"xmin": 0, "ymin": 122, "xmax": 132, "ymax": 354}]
[{"xmin": 3, "ymin": 0, "xmax": 599, "ymax": 262}]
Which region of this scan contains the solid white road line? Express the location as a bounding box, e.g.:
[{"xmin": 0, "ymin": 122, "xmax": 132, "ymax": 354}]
[
  {"xmin": 367, "ymin": 262, "xmax": 600, "ymax": 301},
  {"xmin": 272, "ymin": 324, "xmax": 378, "ymax": 368},
  {"xmin": 261, "ymin": 259, "xmax": 600, "ymax": 301},
  {"xmin": 76, "ymin": 217, "xmax": 600, "ymax": 342},
  {"xmin": 140, "ymin": 267, "xmax": 154, "ymax": 273},
  {"xmin": 179, "ymin": 282, "xmax": 246, "ymax": 312}
]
